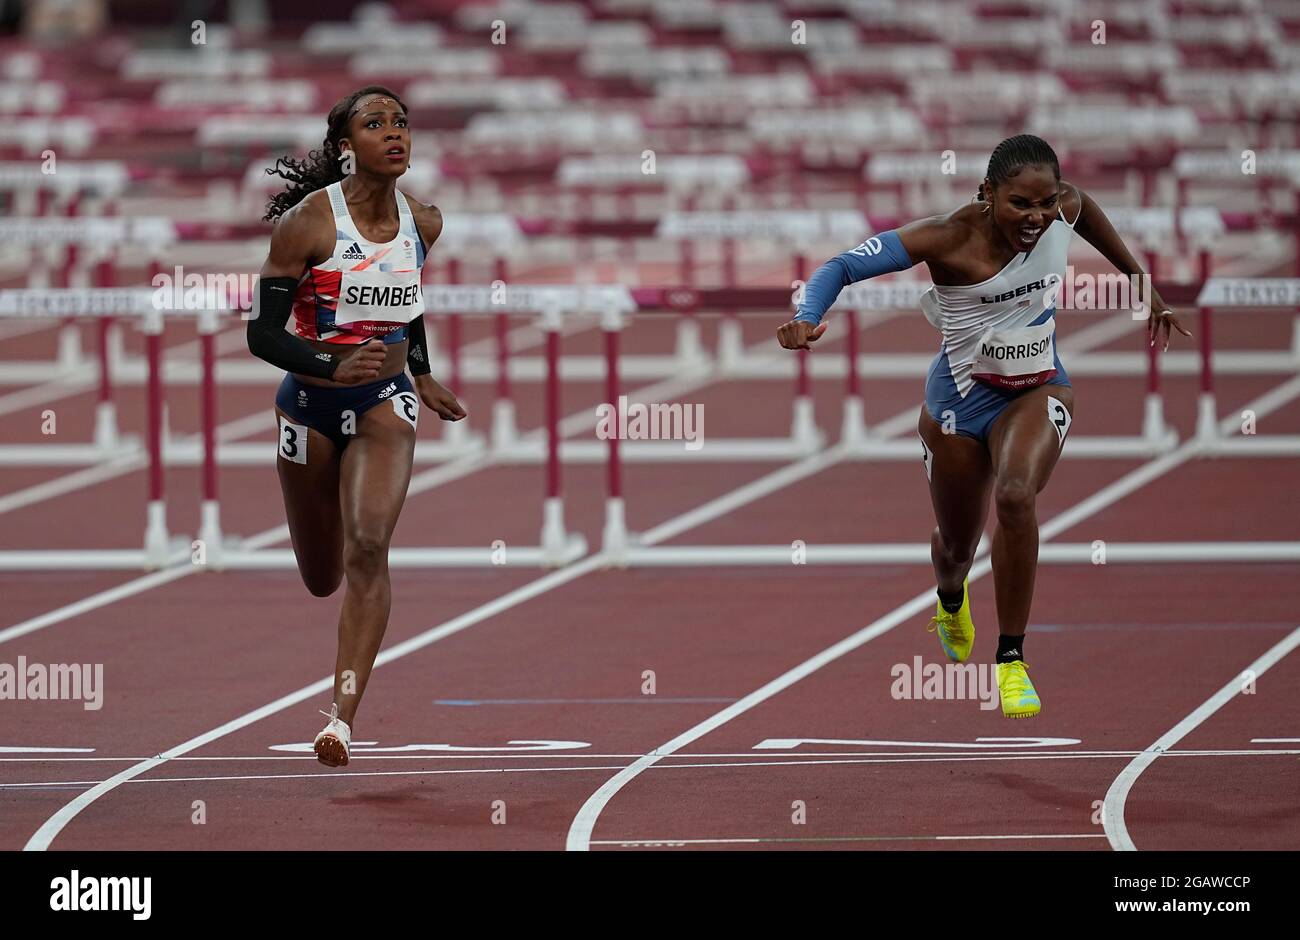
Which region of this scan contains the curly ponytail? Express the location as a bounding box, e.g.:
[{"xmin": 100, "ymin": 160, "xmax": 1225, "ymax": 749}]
[{"xmin": 263, "ymin": 85, "xmax": 407, "ymax": 222}]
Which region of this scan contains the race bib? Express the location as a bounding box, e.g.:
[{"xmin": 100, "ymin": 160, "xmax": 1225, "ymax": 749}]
[
  {"xmin": 971, "ymin": 319, "xmax": 1057, "ymax": 390},
  {"xmin": 333, "ymin": 266, "xmax": 424, "ymax": 330}
]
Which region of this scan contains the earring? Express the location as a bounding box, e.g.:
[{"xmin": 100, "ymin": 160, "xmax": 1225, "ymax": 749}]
[{"xmin": 982, "ymin": 202, "xmax": 991, "ymax": 214}]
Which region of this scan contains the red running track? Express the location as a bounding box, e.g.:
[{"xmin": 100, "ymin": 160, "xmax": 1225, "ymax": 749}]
[{"xmin": 1, "ymin": 297, "xmax": 1298, "ymax": 851}]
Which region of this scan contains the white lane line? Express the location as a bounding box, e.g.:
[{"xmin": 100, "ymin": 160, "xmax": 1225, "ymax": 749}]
[
  {"xmin": 5, "ymin": 747, "xmax": 1296, "ymax": 764},
  {"xmin": 0, "ymin": 565, "xmax": 195, "ymax": 645},
  {"xmin": 564, "ymin": 374, "xmax": 1300, "ymax": 850},
  {"xmin": 0, "ymin": 376, "xmax": 94, "ymax": 417},
  {"xmin": 0, "ymin": 455, "xmax": 145, "ymax": 515},
  {"xmin": 6, "ymin": 763, "xmax": 633, "ymax": 788},
  {"xmin": 595, "ymin": 833, "xmax": 1108, "ymax": 846},
  {"xmin": 11, "ymin": 748, "xmax": 1299, "ymax": 790},
  {"xmin": 1102, "ymin": 624, "xmax": 1300, "ymax": 851}
]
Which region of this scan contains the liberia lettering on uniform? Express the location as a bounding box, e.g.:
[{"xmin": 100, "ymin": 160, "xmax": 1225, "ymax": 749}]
[{"xmin": 979, "ymin": 278, "xmax": 1050, "ymax": 305}]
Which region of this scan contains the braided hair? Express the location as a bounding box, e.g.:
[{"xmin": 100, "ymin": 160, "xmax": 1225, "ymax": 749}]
[
  {"xmin": 976, "ymin": 134, "xmax": 1060, "ymax": 203},
  {"xmin": 263, "ymin": 85, "xmax": 407, "ymax": 222}
]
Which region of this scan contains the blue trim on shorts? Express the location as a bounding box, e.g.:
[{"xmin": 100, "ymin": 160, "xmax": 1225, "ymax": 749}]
[
  {"xmin": 275, "ymin": 372, "xmax": 414, "ymax": 452},
  {"xmin": 924, "ymin": 309, "xmax": 1070, "ymax": 444}
]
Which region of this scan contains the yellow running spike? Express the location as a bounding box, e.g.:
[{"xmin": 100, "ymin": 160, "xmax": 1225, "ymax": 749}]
[
  {"xmin": 996, "ymin": 660, "xmax": 1041, "ymax": 719},
  {"xmin": 927, "ymin": 578, "xmax": 974, "ymax": 663}
]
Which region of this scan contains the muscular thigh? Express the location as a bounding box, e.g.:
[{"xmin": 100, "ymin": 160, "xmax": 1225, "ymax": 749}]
[
  {"xmin": 339, "ymin": 396, "xmax": 418, "ymax": 543},
  {"xmin": 274, "ymin": 405, "xmax": 343, "ymax": 547},
  {"xmin": 986, "ymin": 385, "xmax": 1074, "ymax": 491},
  {"xmin": 918, "ymin": 405, "xmax": 994, "ymax": 550}
]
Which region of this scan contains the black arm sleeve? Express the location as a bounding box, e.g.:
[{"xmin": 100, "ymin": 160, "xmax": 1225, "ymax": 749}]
[
  {"xmin": 246, "ymin": 276, "xmax": 339, "ymax": 380},
  {"xmin": 406, "ymin": 314, "xmax": 432, "ymax": 376}
]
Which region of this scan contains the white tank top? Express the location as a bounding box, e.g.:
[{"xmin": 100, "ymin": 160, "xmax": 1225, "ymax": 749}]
[
  {"xmin": 920, "ymin": 205, "xmax": 1079, "ymax": 397},
  {"xmin": 290, "ymin": 180, "xmax": 426, "ymax": 345}
]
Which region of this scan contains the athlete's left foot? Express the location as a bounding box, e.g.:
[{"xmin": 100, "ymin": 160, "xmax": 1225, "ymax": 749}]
[
  {"xmin": 996, "ymin": 661, "xmax": 1041, "ymax": 718},
  {"xmin": 314, "ymin": 703, "xmax": 352, "ymax": 767}
]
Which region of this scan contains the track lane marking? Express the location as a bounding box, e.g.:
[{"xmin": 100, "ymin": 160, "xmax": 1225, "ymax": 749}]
[
  {"xmin": 1101, "ymin": 624, "xmax": 1300, "ymax": 851},
  {"xmin": 564, "ymin": 374, "xmax": 1300, "ymax": 850}
]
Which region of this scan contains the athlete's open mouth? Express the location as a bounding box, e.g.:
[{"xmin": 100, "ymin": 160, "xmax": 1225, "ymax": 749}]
[
  {"xmin": 1018, "ymin": 226, "xmax": 1042, "ymax": 248},
  {"xmin": 385, "ymin": 147, "xmax": 406, "ymax": 161}
]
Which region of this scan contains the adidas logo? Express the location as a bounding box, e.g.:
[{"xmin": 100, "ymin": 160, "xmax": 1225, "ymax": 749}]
[
  {"xmin": 341, "ymin": 241, "xmax": 366, "ymax": 261},
  {"xmin": 376, "ymin": 382, "xmax": 398, "ymax": 399}
]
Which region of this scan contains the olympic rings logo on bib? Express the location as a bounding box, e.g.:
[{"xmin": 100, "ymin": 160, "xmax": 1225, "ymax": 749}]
[{"xmin": 971, "ymin": 319, "xmax": 1058, "ymax": 390}]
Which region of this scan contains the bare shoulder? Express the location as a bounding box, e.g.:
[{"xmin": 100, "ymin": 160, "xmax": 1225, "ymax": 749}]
[
  {"xmin": 1059, "ymin": 180, "xmax": 1085, "ymax": 222},
  {"xmin": 403, "ymin": 195, "xmax": 444, "ymax": 249},
  {"xmin": 895, "ymin": 205, "xmax": 978, "ymax": 264},
  {"xmin": 264, "ymin": 189, "xmax": 333, "ymax": 273},
  {"xmin": 272, "ymin": 188, "xmax": 332, "ymax": 243}
]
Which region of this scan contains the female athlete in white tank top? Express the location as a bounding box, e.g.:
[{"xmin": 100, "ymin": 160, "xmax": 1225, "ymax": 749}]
[
  {"xmin": 249, "ymin": 86, "xmax": 468, "ymax": 767},
  {"xmin": 778, "ymin": 134, "xmax": 1192, "ymax": 719}
]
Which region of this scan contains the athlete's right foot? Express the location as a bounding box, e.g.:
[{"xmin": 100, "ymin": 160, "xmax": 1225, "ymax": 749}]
[
  {"xmin": 927, "ymin": 578, "xmax": 975, "ymax": 663},
  {"xmin": 996, "ymin": 660, "xmax": 1041, "ymax": 719},
  {"xmin": 313, "ymin": 703, "xmax": 351, "ymax": 767}
]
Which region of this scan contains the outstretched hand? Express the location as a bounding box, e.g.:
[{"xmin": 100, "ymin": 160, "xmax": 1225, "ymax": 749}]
[
  {"xmin": 1147, "ymin": 310, "xmax": 1193, "ymax": 352},
  {"xmin": 777, "ymin": 320, "xmax": 828, "ymax": 350}
]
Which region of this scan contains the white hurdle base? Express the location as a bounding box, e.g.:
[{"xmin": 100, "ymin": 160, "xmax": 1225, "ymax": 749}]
[
  {"xmin": 0, "ymin": 545, "xmax": 590, "ymax": 571},
  {"xmin": 716, "ymin": 317, "xmax": 746, "ymax": 372},
  {"xmin": 5, "ymin": 540, "xmax": 1295, "ymax": 571},
  {"xmin": 618, "ymin": 541, "xmax": 1300, "ymax": 566},
  {"xmin": 540, "ymin": 496, "xmax": 588, "ymax": 567},
  {"xmin": 839, "ymin": 435, "xmax": 1180, "ymax": 459},
  {"xmin": 491, "ymin": 399, "xmax": 518, "ymax": 450},
  {"xmin": 1199, "ymin": 435, "xmax": 1300, "ymax": 456},
  {"xmin": 496, "ymin": 437, "xmax": 820, "ymax": 462},
  {"xmin": 601, "ymin": 496, "xmax": 631, "ymax": 566},
  {"xmin": 3, "ymin": 348, "xmax": 1299, "ymax": 387}
]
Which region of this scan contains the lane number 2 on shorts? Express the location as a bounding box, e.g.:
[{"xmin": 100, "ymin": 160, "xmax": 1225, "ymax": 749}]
[{"xmin": 1046, "ymin": 395, "xmax": 1072, "ymax": 447}]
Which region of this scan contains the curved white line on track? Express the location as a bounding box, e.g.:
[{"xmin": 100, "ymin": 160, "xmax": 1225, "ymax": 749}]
[
  {"xmin": 22, "ymin": 556, "xmax": 606, "ymax": 850},
  {"xmin": 565, "ymin": 575, "xmax": 985, "ymax": 850},
  {"xmin": 1102, "ymin": 624, "xmax": 1300, "ymax": 851},
  {"xmin": 565, "ymin": 374, "xmax": 1300, "ymax": 850}
]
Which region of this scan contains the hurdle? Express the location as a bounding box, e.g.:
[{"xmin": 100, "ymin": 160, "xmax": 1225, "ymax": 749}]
[
  {"xmin": 1194, "ymin": 275, "xmax": 1300, "ymax": 455},
  {"xmin": 0, "ymin": 214, "xmax": 177, "ymax": 383},
  {"xmin": 0, "ymin": 284, "xmax": 623, "ymax": 570}
]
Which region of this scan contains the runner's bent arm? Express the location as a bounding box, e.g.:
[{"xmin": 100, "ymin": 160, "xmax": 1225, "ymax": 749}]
[{"xmin": 248, "ymin": 197, "xmax": 344, "ymax": 379}]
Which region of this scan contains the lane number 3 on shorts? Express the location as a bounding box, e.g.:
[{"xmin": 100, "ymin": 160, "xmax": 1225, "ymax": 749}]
[{"xmin": 278, "ymin": 416, "xmax": 309, "ymax": 464}]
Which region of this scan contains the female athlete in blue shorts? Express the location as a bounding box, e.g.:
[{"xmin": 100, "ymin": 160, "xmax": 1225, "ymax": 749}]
[
  {"xmin": 777, "ymin": 135, "xmax": 1191, "ymax": 717},
  {"xmin": 247, "ymin": 86, "xmax": 466, "ymax": 765}
]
